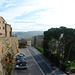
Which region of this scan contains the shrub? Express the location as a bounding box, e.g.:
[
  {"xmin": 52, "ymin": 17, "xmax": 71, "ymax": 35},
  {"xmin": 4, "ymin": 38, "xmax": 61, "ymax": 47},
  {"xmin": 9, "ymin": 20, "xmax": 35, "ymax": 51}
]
[{"xmin": 35, "ymin": 46, "xmax": 44, "ymax": 54}]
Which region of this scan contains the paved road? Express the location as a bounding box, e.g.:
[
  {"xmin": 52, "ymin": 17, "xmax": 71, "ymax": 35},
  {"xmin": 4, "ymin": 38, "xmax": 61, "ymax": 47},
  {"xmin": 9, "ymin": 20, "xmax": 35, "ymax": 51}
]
[
  {"xmin": 13, "ymin": 48, "xmax": 43, "ymax": 75},
  {"xmin": 13, "ymin": 46, "xmax": 66, "ymax": 75}
]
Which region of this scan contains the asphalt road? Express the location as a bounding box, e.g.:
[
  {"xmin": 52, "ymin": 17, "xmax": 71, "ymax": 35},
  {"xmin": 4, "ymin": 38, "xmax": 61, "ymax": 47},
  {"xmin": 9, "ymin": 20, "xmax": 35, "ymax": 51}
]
[{"xmin": 13, "ymin": 46, "xmax": 66, "ymax": 75}]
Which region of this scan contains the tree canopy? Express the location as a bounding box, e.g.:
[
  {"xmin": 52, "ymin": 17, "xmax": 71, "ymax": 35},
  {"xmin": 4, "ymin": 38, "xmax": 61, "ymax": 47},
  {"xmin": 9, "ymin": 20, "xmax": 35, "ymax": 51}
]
[{"xmin": 43, "ymin": 26, "xmax": 75, "ymax": 65}]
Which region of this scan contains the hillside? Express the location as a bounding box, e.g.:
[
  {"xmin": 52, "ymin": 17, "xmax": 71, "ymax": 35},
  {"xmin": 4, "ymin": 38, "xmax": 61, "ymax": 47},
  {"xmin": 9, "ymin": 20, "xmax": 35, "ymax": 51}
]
[{"xmin": 12, "ymin": 31, "xmax": 44, "ymax": 39}]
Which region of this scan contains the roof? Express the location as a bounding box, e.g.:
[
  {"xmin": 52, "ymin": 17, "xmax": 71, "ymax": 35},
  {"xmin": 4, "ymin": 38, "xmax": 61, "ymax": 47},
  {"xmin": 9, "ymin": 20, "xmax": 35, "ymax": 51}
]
[
  {"xmin": 0, "ymin": 16, "xmax": 6, "ymax": 21},
  {"xmin": 24, "ymin": 39, "xmax": 31, "ymax": 41},
  {"xmin": 5, "ymin": 24, "xmax": 11, "ymax": 26}
]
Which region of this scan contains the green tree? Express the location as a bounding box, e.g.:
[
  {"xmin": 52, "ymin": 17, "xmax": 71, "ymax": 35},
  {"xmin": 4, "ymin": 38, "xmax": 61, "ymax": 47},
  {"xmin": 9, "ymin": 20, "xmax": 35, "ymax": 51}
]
[{"xmin": 43, "ymin": 26, "xmax": 75, "ymax": 68}]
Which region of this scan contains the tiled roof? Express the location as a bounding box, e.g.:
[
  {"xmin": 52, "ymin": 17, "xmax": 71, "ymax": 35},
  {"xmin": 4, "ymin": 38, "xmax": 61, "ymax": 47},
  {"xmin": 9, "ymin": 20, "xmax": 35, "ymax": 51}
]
[{"xmin": 24, "ymin": 39, "xmax": 31, "ymax": 41}]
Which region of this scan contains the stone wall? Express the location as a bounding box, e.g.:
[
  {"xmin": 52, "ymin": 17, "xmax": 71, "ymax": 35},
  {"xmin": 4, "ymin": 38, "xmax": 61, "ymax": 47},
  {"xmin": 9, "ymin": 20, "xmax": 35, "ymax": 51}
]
[{"xmin": 0, "ymin": 37, "xmax": 19, "ymax": 75}]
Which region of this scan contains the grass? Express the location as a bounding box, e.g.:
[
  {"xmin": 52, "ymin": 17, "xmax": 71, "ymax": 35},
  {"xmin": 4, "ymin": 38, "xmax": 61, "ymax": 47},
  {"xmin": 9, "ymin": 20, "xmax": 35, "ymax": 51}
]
[
  {"xmin": 35, "ymin": 46, "xmax": 44, "ymax": 54},
  {"xmin": 70, "ymin": 62, "xmax": 75, "ymax": 68}
]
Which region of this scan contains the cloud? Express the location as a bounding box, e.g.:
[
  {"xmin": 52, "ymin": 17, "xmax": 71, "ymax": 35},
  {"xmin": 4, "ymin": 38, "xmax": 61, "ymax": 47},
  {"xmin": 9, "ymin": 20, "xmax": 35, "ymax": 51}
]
[
  {"xmin": 13, "ymin": 20, "xmax": 35, "ymax": 23},
  {"xmin": 0, "ymin": 0, "xmax": 75, "ymax": 31}
]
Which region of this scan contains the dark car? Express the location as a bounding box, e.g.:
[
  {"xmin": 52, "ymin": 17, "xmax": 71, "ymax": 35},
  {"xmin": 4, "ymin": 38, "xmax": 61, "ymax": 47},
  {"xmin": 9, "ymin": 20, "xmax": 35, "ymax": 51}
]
[
  {"xmin": 15, "ymin": 52, "xmax": 26, "ymax": 61},
  {"xmin": 51, "ymin": 64, "xmax": 56, "ymax": 70},
  {"xmin": 15, "ymin": 56, "xmax": 26, "ymax": 61},
  {"xmin": 18, "ymin": 52, "xmax": 25, "ymax": 57},
  {"xmin": 15, "ymin": 58, "xmax": 27, "ymax": 69},
  {"xmin": 15, "ymin": 53, "xmax": 27, "ymax": 69}
]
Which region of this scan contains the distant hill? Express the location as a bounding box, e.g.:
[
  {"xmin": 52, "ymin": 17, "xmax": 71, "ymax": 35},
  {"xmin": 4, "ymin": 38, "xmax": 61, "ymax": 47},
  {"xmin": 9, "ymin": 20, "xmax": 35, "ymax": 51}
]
[{"xmin": 12, "ymin": 31, "xmax": 44, "ymax": 39}]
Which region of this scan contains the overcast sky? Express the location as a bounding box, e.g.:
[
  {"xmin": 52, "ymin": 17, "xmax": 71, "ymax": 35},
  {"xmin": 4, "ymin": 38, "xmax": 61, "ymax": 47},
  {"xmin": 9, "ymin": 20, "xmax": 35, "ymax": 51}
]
[{"xmin": 0, "ymin": 0, "xmax": 75, "ymax": 32}]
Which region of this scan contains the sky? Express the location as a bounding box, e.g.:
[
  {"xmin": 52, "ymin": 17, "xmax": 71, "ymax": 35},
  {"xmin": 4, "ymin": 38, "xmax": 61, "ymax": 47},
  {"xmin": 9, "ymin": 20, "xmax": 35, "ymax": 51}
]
[{"xmin": 0, "ymin": 0, "xmax": 75, "ymax": 32}]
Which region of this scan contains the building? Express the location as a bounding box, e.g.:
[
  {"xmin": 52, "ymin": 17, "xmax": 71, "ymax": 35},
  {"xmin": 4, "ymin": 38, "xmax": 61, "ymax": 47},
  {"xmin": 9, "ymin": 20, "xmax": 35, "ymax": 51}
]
[
  {"xmin": 25, "ymin": 39, "xmax": 31, "ymax": 46},
  {"xmin": 32, "ymin": 35, "xmax": 44, "ymax": 48},
  {"xmin": 19, "ymin": 38, "xmax": 27, "ymax": 48},
  {"xmin": 0, "ymin": 17, "xmax": 12, "ymax": 37},
  {"xmin": 0, "ymin": 17, "xmax": 19, "ymax": 75}
]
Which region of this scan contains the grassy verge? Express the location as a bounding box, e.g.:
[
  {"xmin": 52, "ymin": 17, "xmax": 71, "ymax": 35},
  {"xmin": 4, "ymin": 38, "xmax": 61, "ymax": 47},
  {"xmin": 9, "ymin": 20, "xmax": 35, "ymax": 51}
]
[{"xmin": 35, "ymin": 46, "xmax": 44, "ymax": 54}]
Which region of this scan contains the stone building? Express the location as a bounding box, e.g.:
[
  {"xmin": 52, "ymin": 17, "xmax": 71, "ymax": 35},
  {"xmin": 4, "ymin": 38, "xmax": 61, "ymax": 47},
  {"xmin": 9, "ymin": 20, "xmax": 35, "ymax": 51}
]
[
  {"xmin": 0, "ymin": 17, "xmax": 12, "ymax": 37},
  {"xmin": 19, "ymin": 38, "xmax": 31, "ymax": 47},
  {"xmin": 32, "ymin": 35, "xmax": 44, "ymax": 48},
  {"xmin": 0, "ymin": 17, "xmax": 19, "ymax": 75},
  {"xmin": 25, "ymin": 39, "xmax": 31, "ymax": 46}
]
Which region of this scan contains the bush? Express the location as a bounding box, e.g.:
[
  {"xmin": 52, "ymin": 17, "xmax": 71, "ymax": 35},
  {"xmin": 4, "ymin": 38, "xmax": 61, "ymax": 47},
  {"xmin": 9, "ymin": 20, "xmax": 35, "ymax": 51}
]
[
  {"xmin": 60, "ymin": 63, "xmax": 67, "ymax": 71},
  {"xmin": 60, "ymin": 62, "xmax": 72, "ymax": 72},
  {"xmin": 35, "ymin": 46, "xmax": 44, "ymax": 54}
]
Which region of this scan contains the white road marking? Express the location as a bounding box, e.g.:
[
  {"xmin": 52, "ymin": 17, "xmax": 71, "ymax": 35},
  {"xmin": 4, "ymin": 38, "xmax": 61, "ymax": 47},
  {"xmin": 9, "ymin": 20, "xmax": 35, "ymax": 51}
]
[
  {"xmin": 26, "ymin": 48, "xmax": 45, "ymax": 75},
  {"xmin": 28, "ymin": 47, "xmax": 66, "ymax": 75},
  {"xmin": 32, "ymin": 47, "xmax": 51, "ymax": 69}
]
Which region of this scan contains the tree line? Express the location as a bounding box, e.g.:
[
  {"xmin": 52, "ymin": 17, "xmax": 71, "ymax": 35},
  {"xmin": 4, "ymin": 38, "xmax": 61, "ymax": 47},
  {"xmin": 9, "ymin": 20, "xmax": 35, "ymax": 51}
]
[{"xmin": 43, "ymin": 26, "xmax": 75, "ymax": 71}]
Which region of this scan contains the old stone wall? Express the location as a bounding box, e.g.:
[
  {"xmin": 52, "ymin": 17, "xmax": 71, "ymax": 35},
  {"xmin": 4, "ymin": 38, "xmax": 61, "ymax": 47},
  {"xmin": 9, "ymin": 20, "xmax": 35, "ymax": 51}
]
[{"xmin": 0, "ymin": 37, "xmax": 19, "ymax": 75}]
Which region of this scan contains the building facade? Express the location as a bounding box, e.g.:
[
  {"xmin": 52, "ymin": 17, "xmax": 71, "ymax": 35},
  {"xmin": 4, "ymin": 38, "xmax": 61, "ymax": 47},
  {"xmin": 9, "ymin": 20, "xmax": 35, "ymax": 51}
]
[
  {"xmin": 0, "ymin": 17, "xmax": 12, "ymax": 37},
  {"xmin": 32, "ymin": 35, "xmax": 44, "ymax": 48},
  {"xmin": 25, "ymin": 39, "xmax": 31, "ymax": 46},
  {"xmin": 0, "ymin": 17, "xmax": 18, "ymax": 75}
]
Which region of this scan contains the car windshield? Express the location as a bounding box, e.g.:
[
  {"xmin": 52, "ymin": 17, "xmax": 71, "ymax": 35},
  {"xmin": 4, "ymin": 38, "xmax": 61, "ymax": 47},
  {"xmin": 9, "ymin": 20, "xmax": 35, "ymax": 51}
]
[
  {"xmin": 18, "ymin": 56, "xmax": 26, "ymax": 59},
  {"xmin": 20, "ymin": 52, "xmax": 25, "ymax": 55}
]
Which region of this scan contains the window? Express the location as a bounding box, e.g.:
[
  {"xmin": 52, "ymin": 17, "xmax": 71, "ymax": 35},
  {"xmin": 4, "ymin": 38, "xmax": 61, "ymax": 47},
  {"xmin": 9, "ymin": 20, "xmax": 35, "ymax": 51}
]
[
  {"xmin": 0, "ymin": 33, "xmax": 2, "ymax": 35},
  {"xmin": 3, "ymin": 21, "xmax": 4, "ymax": 24},
  {"xmin": 3, "ymin": 27, "xmax": 5, "ymax": 29},
  {"xmin": 2, "ymin": 50, "xmax": 3, "ymax": 53}
]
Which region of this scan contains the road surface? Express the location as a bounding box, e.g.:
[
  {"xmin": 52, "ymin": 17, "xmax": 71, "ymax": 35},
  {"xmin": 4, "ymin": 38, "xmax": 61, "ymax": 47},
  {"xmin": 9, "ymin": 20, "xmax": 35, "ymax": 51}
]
[{"xmin": 13, "ymin": 46, "xmax": 66, "ymax": 75}]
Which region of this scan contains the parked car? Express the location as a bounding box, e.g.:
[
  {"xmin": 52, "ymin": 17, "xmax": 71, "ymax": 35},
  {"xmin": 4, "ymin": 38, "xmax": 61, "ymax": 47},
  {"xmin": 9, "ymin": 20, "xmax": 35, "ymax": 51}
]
[
  {"xmin": 15, "ymin": 52, "xmax": 27, "ymax": 69},
  {"xmin": 17, "ymin": 52, "xmax": 26, "ymax": 57},
  {"xmin": 15, "ymin": 56, "xmax": 26, "ymax": 61},
  {"xmin": 51, "ymin": 64, "xmax": 56, "ymax": 70},
  {"xmin": 15, "ymin": 57, "xmax": 27, "ymax": 69}
]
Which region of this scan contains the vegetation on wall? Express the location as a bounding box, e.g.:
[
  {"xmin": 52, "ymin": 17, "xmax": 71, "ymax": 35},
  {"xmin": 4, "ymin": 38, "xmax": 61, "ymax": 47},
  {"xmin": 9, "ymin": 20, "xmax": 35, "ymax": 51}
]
[
  {"xmin": 1, "ymin": 39, "xmax": 16, "ymax": 75},
  {"xmin": 1, "ymin": 52, "xmax": 14, "ymax": 75}
]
